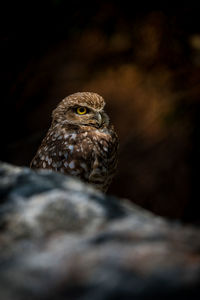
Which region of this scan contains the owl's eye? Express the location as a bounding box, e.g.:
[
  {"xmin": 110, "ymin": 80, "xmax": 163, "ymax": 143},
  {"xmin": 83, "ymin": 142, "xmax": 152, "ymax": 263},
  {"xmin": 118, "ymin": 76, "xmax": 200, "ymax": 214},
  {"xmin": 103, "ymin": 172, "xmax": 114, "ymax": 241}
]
[{"xmin": 76, "ymin": 107, "xmax": 88, "ymax": 115}]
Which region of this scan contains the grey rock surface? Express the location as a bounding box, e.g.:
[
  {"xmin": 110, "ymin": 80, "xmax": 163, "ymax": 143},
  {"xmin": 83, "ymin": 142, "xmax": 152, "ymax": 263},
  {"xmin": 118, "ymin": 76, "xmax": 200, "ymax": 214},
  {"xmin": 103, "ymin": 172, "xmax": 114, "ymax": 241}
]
[{"xmin": 0, "ymin": 162, "xmax": 200, "ymax": 300}]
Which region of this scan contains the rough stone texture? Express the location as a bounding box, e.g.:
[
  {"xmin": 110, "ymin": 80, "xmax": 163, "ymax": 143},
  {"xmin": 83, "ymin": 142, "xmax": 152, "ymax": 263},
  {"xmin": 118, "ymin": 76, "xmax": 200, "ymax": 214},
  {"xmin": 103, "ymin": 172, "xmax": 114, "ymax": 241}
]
[{"xmin": 0, "ymin": 162, "xmax": 200, "ymax": 300}]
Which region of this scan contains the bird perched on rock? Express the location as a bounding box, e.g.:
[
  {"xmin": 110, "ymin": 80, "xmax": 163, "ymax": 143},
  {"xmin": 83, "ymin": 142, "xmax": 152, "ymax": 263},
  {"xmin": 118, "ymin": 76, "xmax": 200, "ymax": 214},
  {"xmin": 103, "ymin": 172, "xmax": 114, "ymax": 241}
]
[{"xmin": 30, "ymin": 92, "xmax": 118, "ymax": 192}]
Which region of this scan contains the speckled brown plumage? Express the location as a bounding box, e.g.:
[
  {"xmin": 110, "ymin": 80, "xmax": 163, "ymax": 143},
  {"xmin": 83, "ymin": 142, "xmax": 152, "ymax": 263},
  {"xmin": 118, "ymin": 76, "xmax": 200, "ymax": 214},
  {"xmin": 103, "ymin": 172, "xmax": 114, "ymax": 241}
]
[{"xmin": 30, "ymin": 92, "xmax": 118, "ymax": 192}]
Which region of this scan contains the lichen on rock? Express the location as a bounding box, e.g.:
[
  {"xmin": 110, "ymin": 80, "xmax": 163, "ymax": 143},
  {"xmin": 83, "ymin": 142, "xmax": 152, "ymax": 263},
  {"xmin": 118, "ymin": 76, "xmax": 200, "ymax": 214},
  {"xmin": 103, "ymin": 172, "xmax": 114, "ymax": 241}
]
[{"xmin": 0, "ymin": 162, "xmax": 200, "ymax": 300}]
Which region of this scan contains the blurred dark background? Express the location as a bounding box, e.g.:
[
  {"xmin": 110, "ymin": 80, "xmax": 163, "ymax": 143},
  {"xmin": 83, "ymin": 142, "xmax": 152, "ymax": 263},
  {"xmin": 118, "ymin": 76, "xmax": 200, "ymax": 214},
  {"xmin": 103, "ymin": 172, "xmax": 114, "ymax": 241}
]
[{"xmin": 1, "ymin": 0, "xmax": 200, "ymax": 223}]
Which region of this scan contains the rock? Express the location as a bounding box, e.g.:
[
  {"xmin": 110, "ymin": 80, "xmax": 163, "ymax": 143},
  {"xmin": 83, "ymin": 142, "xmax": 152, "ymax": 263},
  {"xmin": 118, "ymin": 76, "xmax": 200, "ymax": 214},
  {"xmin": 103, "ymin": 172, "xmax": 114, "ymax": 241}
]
[{"xmin": 0, "ymin": 162, "xmax": 200, "ymax": 300}]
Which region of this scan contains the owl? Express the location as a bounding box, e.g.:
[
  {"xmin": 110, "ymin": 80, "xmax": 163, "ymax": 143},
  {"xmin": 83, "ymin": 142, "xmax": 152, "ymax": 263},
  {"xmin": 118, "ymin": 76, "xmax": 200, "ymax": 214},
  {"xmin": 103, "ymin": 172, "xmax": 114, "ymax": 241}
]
[{"xmin": 30, "ymin": 92, "xmax": 118, "ymax": 192}]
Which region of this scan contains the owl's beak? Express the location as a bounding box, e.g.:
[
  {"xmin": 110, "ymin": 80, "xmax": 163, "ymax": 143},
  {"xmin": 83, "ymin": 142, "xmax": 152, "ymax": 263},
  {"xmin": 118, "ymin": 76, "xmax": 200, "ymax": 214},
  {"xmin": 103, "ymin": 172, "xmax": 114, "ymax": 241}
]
[{"xmin": 96, "ymin": 113, "xmax": 102, "ymax": 126}]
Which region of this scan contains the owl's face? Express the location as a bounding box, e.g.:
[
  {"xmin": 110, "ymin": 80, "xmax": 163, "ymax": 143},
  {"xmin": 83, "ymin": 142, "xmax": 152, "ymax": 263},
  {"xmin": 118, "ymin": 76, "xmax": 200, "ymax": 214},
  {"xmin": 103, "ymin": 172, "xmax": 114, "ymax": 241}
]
[{"xmin": 52, "ymin": 92, "xmax": 110, "ymax": 129}]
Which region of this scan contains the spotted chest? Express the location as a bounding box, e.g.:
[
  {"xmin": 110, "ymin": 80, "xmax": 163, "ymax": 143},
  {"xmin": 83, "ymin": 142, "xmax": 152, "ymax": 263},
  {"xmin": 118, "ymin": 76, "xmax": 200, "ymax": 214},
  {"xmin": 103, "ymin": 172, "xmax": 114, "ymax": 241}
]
[{"xmin": 31, "ymin": 127, "xmax": 118, "ymax": 187}]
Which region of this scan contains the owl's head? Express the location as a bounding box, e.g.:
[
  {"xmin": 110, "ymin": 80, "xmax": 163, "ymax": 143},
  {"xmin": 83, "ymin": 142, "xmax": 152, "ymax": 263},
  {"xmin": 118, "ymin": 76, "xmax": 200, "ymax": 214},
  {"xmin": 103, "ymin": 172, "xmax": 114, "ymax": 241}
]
[{"xmin": 52, "ymin": 92, "xmax": 110, "ymax": 128}]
